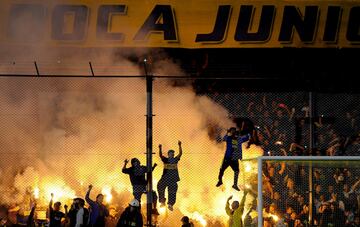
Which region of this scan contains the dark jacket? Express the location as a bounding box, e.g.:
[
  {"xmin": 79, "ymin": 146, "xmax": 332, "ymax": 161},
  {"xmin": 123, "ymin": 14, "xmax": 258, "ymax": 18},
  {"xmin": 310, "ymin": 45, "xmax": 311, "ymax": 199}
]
[
  {"xmin": 122, "ymin": 166, "xmax": 147, "ymax": 186},
  {"xmin": 117, "ymin": 207, "xmax": 143, "ymax": 227},
  {"xmin": 85, "ymin": 192, "xmax": 109, "ymax": 226}
]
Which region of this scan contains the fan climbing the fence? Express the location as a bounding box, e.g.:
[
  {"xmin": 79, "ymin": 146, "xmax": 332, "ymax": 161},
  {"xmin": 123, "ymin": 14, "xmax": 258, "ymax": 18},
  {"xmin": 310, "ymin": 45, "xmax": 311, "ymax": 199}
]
[
  {"xmin": 217, "ymin": 127, "xmax": 251, "ymax": 191},
  {"xmin": 157, "ymin": 141, "xmax": 183, "ymax": 211},
  {"xmin": 122, "ymin": 158, "xmax": 157, "ymax": 204}
]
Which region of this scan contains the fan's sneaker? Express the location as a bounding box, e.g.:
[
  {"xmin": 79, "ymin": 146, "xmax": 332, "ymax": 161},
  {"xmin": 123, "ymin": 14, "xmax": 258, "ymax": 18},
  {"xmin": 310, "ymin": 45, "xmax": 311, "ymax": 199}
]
[
  {"xmin": 168, "ymin": 204, "xmax": 173, "ymax": 211},
  {"xmin": 232, "ymin": 184, "xmax": 240, "ymax": 191}
]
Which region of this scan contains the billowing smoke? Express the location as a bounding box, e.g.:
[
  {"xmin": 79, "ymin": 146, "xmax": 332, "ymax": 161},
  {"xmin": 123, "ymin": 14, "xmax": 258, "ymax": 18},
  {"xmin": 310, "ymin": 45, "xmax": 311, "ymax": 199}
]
[
  {"xmin": 0, "ymin": 53, "xmax": 263, "ymax": 226},
  {"xmin": 0, "ymin": 5, "xmax": 262, "ymax": 224}
]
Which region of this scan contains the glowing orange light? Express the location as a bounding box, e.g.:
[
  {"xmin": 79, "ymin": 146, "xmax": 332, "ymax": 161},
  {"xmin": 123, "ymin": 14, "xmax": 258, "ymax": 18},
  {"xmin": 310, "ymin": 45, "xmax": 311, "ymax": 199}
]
[
  {"xmin": 101, "ymin": 186, "xmax": 113, "ymax": 203},
  {"xmin": 33, "ymin": 187, "xmax": 40, "ymax": 199},
  {"xmin": 270, "ymin": 214, "xmax": 279, "ymax": 222},
  {"xmin": 159, "ymin": 206, "xmax": 166, "ymax": 215},
  {"xmin": 190, "ymin": 212, "xmax": 207, "ymax": 226}
]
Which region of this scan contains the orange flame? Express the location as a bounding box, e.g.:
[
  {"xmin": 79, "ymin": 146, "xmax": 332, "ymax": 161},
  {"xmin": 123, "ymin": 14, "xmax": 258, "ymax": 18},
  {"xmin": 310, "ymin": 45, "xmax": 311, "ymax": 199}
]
[{"xmin": 101, "ymin": 186, "xmax": 113, "ymax": 203}]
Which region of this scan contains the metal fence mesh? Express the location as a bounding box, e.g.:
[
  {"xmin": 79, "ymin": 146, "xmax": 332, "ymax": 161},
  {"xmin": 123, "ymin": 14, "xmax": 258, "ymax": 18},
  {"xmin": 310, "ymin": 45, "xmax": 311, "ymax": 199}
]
[
  {"xmin": 0, "ymin": 77, "xmax": 360, "ymax": 226},
  {"xmin": 261, "ymin": 159, "xmax": 360, "ymax": 227}
]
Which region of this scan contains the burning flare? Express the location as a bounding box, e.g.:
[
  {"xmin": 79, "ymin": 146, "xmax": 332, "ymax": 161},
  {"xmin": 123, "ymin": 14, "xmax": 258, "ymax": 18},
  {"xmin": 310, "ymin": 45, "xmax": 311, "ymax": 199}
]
[
  {"xmin": 33, "ymin": 187, "xmax": 40, "ymax": 199},
  {"xmin": 101, "ymin": 186, "xmax": 113, "ymax": 203},
  {"xmin": 189, "ymin": 212, "xmax": 207, "ymax": 227}
]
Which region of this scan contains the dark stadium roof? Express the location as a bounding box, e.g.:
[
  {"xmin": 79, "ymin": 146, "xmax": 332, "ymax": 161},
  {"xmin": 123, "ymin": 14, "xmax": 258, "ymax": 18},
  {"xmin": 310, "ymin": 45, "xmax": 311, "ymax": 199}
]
[{"xmin": 160, "ymin": 48, "xmax": 358, "ymax": 92}]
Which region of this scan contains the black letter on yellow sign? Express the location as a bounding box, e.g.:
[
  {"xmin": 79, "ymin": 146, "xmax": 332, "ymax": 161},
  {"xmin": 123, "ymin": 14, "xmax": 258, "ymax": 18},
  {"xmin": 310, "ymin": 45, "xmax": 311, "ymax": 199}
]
[
  {"xmin": 347, "ymin": 7, "xmax": 360, "ymax": 42},
  {"xmin": 323, "ymin": 6, "xmax": 342, "ymax": 43},
  {"xmin": 134, "ymin": 5, "xmax": 177, "ymax": 41},
  {"xmin": 8, "ymin": 4, "xmax": 45, "ymax": 42},
  {"xmin": 51, "ymin": 5, "xmax": 88, "ymax": 40},
  {"xmin": 279, "ymin": 6, "xmax": 319, "ymax": 43},
  {"xmin": 195, "ymin": 5, "xmax": 231, "ymax": 42},
  {"xmin": 97, "ymin": 5, "xmax": 127, "ymax": 40},
  {"xmin": 234, "ymin": 5, "xmax": 275, "ymax": 42}
]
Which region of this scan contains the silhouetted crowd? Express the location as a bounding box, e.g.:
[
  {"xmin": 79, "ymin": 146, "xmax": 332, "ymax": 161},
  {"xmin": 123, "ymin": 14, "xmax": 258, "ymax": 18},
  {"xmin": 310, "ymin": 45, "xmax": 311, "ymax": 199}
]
[
  {"xmin": 211, "ymin": 93, "xmax": 360, "ymax": 157},
  {"xmin": 0, "ymin": 142, "xmax": 185, "ymax": 227},
  {"xmin": 2, "ymin": 93, "xmax": 360, "ymax": 226},
  {"xmin": 210, "ymin": 93, "xmax": 360, "ymax": 226},
  {"xmin": 261, "ymin": 160, "xmax": 360, "ymax": 226}
]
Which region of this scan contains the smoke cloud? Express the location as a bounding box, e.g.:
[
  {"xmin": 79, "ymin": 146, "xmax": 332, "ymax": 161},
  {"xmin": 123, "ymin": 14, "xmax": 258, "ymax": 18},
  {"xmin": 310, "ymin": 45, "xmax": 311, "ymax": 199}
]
[{"xmin": 0, "ymin": 3, "xmax": 262, "ymax": 225}]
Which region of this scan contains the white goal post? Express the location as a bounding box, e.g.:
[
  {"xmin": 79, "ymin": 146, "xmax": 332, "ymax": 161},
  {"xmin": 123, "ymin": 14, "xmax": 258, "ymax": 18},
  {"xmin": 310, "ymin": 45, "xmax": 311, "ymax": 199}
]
[{"xmin": 256, "ymin": 156, "xmax": 360, "ymax": 227}]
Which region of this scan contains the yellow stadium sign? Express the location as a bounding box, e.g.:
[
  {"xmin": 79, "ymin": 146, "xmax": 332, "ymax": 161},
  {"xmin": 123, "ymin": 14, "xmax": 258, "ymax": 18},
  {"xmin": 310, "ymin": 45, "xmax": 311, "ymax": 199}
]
[{"xmin": 0, "ymin": 0, "xmax": 359, "ymax": 48}]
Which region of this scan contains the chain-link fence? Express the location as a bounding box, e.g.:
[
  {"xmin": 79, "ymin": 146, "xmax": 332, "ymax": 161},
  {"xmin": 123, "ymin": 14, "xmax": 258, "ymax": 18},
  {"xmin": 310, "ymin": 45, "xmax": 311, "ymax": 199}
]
[
  {"xmin": 260, "ymin": 158, "xmax": 360, "ymax": 227},
  {"xmin": 1, "ymin": 75, "xmax": 360, "ymax": 226}
]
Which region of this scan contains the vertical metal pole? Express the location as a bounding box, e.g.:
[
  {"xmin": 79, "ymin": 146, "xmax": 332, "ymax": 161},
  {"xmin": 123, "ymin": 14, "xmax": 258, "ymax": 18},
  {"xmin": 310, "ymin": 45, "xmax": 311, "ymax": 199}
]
[
  {"xmin": 145, "ymin": 59, "xmax": 153, "ymax": 227},
  {"xmin": 258, "ymin": 157, "xmax": 263, "ymax": 227},
  {"xmin": 34, "ymin": 61, "xmax": 40, "ymax": 76},
  {"xmin": 309, "ymin": 91, "xmax": 315, "ymax": 156},
  {"xmin": 308, "ymin": 91, "xmax": 315, "ymax": 225},
  {"xmin": 89, "ymin": 62, "xmax": 95, "ymax": 76}
]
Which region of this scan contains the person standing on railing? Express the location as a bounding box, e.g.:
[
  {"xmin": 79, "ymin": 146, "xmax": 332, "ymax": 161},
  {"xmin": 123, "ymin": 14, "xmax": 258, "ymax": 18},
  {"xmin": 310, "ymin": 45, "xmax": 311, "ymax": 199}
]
[
  {"xmin": 122, "ymin": 158, "xmax": 157, "ymax": 204},
  {"xmin": 157, "ymin": 141, "xmax": 183, "ymax": 211}
]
